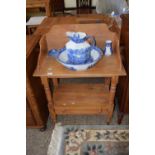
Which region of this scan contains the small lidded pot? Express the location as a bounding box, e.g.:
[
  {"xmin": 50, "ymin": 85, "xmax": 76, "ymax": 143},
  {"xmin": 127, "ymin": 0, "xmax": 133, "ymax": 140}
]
[
  {"xmin": 65, "ymin": 32, "xmax": 96, "ymax": 64},
  {"xmin": 104, "ymin": 40, "xmax": 113, "ymax": 56}
]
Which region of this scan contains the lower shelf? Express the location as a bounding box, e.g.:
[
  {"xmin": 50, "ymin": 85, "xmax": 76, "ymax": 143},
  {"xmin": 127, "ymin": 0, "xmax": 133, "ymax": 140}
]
[{"xmin": 53, "ymin": 83, "xmax": 110, "ymax": 115}]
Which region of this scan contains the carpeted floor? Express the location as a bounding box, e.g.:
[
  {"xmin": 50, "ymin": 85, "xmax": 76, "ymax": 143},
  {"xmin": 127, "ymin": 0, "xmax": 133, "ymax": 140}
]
[
  {"xmin": 26, "ymin": 107, "xmax": 128, "ymax": 155},
  {"xmin": 47, "ymin": 123, "xmax": 129, "ymax": 155}
]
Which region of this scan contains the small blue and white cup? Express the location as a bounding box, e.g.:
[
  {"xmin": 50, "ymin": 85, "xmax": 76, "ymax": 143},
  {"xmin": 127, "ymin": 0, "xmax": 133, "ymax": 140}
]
[{"xmin": 104, "ymin": 40, "xmax": 113, "ymax": 56}]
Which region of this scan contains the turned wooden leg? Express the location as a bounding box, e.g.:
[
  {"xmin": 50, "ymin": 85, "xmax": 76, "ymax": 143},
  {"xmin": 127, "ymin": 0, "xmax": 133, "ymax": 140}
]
[
  {"xmin": 107, "ymin": 76, "xmax": 118, "ymax": 124},
  {"xmin": 52, "ymin": 78, "xmax": 59, "ymax": 87},
  {"xmin": 107, "ymin": 104, "xmax": 114, "ymax": 125},
  {"xmin": 45, "ymin": 0, "xmax": 52, "ymax": 17},
  {"xmin": 104, "ymin": 77, "xmax": 111, "ymax": 91},
  {"xmin": 118, "ymin": 112, "xmax": 124, "ymax": 124},
  {"xmin": 104, "ymin": 77, "xmax": 111, "ymax": 86},
  {"xmin": 41, "ymin": 77, "xmax": 56, "ymax": 125},
  {"xmin": 39, "ymin": 125, "xmax": 47, "ymax": 132},
  {"xmin": 27, "ymin": 27, "xmax": 31, "ymax": 35}
]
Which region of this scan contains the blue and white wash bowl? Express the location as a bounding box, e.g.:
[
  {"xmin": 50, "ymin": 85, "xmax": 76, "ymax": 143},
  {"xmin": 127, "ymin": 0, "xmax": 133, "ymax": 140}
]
[
  {"xmin": 48, "ymin": 31, "xmax": 103, "ymax": 71},
  {"xmin": 48, "ymin": 46, "xmax": 102, "ymax": 71}
]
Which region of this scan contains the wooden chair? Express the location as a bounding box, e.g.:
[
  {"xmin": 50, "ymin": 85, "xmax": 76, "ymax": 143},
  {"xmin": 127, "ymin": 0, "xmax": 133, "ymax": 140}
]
[
  {"xmin": 26, "ymin": 35, "xmax": 49, "ymax": 130},
  {"xmin": 26, "ymin": 0, "xmax": 52, "ymax": 34},
  {"xmin": 51, "ymin": 0, "xmax": 75, "ymax": 17},
  {"xmin": 26, "ymin": 16, "xmax": 47, "ymax": 34},
  {"xmin": 117, "ymin": 14, "xmax": 129, "ymax": 124},
  {"xmin": 76, "ymin": 0, "xmax": 92, "ymax": 14},
  {"xmin": 52, "ymin": 0, "xmax": 65, "ymax": 16}
]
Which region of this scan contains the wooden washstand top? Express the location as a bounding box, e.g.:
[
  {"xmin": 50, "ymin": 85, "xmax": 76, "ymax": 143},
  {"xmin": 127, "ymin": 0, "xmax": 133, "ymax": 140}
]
[{"xmin": 33, "ymin": 23, "xmax": 126, "ymax": 78}]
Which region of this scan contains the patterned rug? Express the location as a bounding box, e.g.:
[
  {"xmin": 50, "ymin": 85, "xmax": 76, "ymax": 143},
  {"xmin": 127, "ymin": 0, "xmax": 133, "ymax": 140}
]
[{"xmin": 47, "ymin": 123, "xmax": 129, "ymax": 155}]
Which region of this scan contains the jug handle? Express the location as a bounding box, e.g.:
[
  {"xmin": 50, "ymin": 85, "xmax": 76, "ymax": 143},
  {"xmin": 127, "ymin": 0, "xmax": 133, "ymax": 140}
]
[
  {"xmin": 48, "ymin": 49, "xmax": 59, "ymax": 58},
  {"xmin": 86, "ymin": 35, "xmax": 96, "ymax": 46}
]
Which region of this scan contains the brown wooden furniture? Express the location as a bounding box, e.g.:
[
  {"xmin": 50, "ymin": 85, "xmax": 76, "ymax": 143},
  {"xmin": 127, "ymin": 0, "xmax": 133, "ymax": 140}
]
[
  {"xmin": 33, "ymin": 14, "xmax": 121, "ymax": 37},
  {"xmin": 26, "ymin": 35, "xmax": 49, "ymax": 130},
  {"xmin": 33, "ymin": 16, "xmax": 126, "ymax": 125},
  {"xmin": 51, "ymin": 0, "xmax": 65, "ymax": 16},
  {"xmin": 26, "ymin": 0, "xmax": 52, "ymax": 16},
  {"xmin": 26, "ymin": 0, "xmax": 52, "ymax": 35},
  {"xmin": 26, "ymin": 16, "xmax": 48, "ymax": 35},
  {"xmin": 26, "ymin": 0, "xmax": 45, "ymax": 8},
  {"xmin": 117, "ymin": 14, "xmax": 129, "ymax": 124},
  {"xmin": 76, "ymin": 0, "xmax": 92, "ymax": 14}
]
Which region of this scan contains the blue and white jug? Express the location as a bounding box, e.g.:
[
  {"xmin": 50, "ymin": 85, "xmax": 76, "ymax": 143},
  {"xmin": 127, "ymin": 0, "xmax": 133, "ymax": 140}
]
[{"xmin": 65, "ymin": 32, "xmax": 96, "ymax": 64}]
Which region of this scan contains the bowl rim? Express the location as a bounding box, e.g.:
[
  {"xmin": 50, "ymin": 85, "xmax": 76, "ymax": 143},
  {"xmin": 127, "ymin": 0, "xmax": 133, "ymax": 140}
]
[{"xmin": 56, "ymin": 46, "xmax": 103, "ymax": 66}]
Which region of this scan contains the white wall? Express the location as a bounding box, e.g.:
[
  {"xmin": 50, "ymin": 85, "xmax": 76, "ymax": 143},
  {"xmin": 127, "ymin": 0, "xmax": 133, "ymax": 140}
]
[{"xmin": 64, "ymin": 0, "xmax": 97, "ymax": 8}]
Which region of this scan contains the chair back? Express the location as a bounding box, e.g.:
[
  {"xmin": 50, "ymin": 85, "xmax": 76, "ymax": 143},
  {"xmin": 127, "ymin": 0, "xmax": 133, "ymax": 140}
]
[
  {"xmin": 76, "ymin": 0, "xmax": 92, "ymax": 14},
  {"xmin": 52, "ymin": 0, "xmax": 65, "ymax": 16}
]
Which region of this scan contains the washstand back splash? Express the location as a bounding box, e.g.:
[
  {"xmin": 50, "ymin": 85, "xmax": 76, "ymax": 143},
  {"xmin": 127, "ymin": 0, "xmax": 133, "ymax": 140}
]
[{"xmin": 45, "ymin": 24, "xmax": 117, "ymax": 52}]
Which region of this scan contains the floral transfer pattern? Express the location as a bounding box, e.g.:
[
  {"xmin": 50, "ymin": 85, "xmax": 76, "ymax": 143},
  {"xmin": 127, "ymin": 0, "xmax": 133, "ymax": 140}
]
[{"xmin": 64, "ymin": 128, "xmax": 129, "ymax": 155}]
